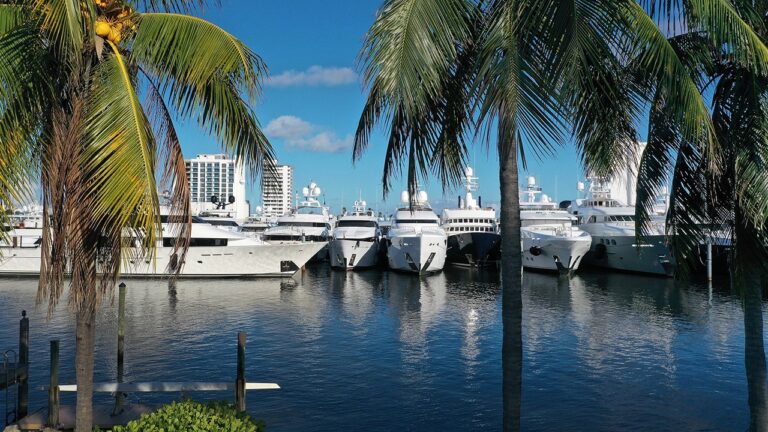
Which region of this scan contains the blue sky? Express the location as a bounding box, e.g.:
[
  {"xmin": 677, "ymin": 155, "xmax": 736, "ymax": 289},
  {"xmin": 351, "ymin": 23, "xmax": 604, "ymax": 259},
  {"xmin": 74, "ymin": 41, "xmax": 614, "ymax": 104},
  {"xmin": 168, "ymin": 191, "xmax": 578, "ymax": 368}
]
[{"xmin": 177, "ymin": 0, "xmax": 590, "ymax": 213}]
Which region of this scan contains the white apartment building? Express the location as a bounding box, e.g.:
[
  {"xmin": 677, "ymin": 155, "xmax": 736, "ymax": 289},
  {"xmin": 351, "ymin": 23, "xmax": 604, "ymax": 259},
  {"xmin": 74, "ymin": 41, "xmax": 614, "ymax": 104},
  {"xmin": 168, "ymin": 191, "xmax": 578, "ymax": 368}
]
[
  {"xmin": 261, "ymin": 162, "xmax": 293, "ymax": 218},
  {"xmin": 185, "ymin": 154, "xmax": 249, "ymax": 222}
]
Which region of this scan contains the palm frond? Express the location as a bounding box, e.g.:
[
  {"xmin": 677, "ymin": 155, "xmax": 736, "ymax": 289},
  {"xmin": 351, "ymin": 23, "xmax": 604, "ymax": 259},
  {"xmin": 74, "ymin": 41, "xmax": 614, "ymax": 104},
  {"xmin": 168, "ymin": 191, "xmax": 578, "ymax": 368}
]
[
  {"xmin": 33, "ymin": 0, "xmax": 83, "ymax": 62},
  {"xmin": 477, "ymin": 1, "xmax": 565, "ymax": 168},
  {"xmin": 131, "ymin": 12, "xmax": 274, "ymax": 174},
  {"xmin": 141, "ymin": 71, "xmax": 191, "ymax": 275},
  {"xmin": 135, "ymin": 0, "xmax": 218, "ymax": 13},
  {"xmin": 132, "ymin": 13, "xmax": 265, "ymax": 100},
  {"xmin": 83, "ymin": 42, "xmax": 159, "ymax": 263},
  {"xmin": 626, "ymin": 1, "xmax": 719, "ymax": 172},
  {"xmin": 355, "ymin": 0, "xmax": 473, "ymax": 195},
  {"xmin": 0, "ymin": 3, "xmax": 25, "ymax": 35}
]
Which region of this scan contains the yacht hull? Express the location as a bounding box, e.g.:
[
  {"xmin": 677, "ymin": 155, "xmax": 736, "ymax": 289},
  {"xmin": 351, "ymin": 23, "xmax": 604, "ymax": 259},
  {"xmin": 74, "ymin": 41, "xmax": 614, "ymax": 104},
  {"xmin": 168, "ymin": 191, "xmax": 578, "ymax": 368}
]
[
  {"xmin": 387, "ymin": 232, "xmax": 446, "ymax": 274},
  {"xmin": 521, "ymin": 232, "xmax": 592, "ymax": 273},
  {"xmin": 581, "ymin": 234, "xmax": 673, "ymax": 276},
  {"xmin": 329, "ymin": 238, "xmax": 380, "ymax": 270},
  {"xmin": 0, "ymin": 242, "xmax": 327, "ymax": 277},
  {"xmin": 446, "ymin": 232, "xmax": 501, "ymax": 268}
]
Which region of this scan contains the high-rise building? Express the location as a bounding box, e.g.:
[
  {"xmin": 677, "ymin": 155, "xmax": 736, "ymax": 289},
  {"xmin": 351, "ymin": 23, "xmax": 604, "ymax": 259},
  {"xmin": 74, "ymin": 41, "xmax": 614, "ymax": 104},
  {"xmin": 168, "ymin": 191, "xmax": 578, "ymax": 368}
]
[
  {"xmin": 185, "ymin": 154, "xmax": 249, "ymax": 221},
  {"xmin": 261, "ymin": 161, "xmax": 293, "ymax": 218}
]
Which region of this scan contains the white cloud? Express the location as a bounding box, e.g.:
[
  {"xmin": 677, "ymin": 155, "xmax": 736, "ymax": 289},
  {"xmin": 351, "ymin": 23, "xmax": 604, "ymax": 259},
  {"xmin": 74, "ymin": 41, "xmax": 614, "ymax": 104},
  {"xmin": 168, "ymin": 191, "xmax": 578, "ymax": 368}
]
[
  {"xmin": 266, "ymin": 65, "xmax": 358, "ymax": 87},
  {"xmin": 264, "ymin": 115, "xmax": 312, "ymax": 139},
  {"xmin": 265, "ymin": 116, "xmax": 353, "ymax": 153}
]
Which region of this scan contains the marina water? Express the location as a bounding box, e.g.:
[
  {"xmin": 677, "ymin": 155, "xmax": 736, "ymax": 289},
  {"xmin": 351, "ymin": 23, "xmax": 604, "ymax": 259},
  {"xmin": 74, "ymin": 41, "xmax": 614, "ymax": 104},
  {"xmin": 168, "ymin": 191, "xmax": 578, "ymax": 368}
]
[{"xmin": 0, "ymin": 266, "xmax": 758, "ymax": 431}]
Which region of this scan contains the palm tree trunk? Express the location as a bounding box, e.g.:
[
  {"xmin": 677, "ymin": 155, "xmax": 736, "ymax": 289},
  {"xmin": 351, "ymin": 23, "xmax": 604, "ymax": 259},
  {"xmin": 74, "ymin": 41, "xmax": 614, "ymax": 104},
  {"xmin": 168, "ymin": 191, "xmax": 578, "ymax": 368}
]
[
  {"xmin": 75, "ymin": 308, "xmax": 96, "ymax": 432},
  {"xmin": 499, "ymin": 119, "xmax": 522, "ymax": 432},
  {"xmin": 744, "ymin": 273, "xmax": 768, "ymax": 431}
]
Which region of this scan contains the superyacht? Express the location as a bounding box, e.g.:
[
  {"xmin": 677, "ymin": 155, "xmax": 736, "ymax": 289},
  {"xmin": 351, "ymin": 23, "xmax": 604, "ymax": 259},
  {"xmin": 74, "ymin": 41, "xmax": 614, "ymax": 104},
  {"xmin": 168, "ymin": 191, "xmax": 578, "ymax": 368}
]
[
  {"xmin": 519, "ymin": 176, "xmax": 592, "ymax": 273},
  {"xmin": 262, "ymin": 181, "xmax": 333, "ymax": 244},
  {"xmin": 329, "ymin": 199, "xmax": 381, "ymax": 270},
  {"xmin": 0, "ymin": 210, "xmax": 325, "ymax": 277},
  {"xmin": 387, "ymin": 188, "xmax": 447, "ymax": 274},
  {"xmin": 440, "ymin": 167, "xmax": 501, "ymax": 268},
  {"xmin": 568, "ymin": 177, "xmax": 673, "ymax": 276}
]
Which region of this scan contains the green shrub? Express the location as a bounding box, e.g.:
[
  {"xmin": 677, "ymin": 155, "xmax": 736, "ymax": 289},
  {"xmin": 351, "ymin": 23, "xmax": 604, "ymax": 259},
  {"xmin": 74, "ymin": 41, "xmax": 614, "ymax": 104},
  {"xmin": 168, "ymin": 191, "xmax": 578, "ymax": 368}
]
[{"xmin": 112, "ymin": 400, "xmax": 264, "ymax": 432}]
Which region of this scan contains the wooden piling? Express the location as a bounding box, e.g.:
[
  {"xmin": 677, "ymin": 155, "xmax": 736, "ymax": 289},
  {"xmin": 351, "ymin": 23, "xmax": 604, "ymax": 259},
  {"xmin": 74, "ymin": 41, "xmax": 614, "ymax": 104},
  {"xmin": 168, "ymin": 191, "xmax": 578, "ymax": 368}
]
[
  {"xmin": 115, "ymin": 282, "xmax": 126, "ymax": 412},
  {"xmin": 18, "ymin": 310, "xmax": 28, "ymax": 418},
  {"xmin": 235, "ymin": 332, "xmax": 246, "ymax": 412},
  {"xmin": 48, "ymin": 339, "xmax": 59, "ymax": 428}
]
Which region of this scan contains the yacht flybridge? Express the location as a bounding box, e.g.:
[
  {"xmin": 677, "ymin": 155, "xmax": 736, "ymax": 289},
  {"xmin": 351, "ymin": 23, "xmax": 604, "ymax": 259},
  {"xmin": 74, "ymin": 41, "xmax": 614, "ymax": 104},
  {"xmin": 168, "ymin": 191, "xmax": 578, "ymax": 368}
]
[
  {"xmin": 520, "ymin": 176, "xmax": 592, "ymax": 273},
  {"xmin": 387, "ymin": 188, "xmax": 447, "ymax": 274},
  {"xmin": 329, "ymin": 199, "xmax": 381, "ymax": 270},
  {"xmin": 440, "ymin": 167, "xmax": 501, "ymax": 268},
  {"xmin": 0, "ymin": 209, "xmax": 325, "ymax": 277},
  {"xmin": 568, "ymin": 177, "xmax": 673, "ymax": 276}
]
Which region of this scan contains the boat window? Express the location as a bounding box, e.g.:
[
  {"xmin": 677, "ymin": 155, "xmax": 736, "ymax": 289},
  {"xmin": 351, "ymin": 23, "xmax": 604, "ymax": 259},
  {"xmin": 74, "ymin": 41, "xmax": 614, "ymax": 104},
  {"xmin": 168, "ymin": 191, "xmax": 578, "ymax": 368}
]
[
  {"xmin": 337, "ymin": 220, "xmax": 377, "ymax": 228},
  {"xmin": 163, "ymin": 238, "xmax": 228, "ymax": 247},
  {"xmin": 296, "ymin": 207, "xmax": 324, "ymax": 215},
  {"xmin": 206, "ymin": 220, "xmax": 239, "ymax": 227},
  {"xmin": 611, "ymin": 239, "xmax": 617, "ymax": 245},
  {"xmin": 277, "ymin": 221, "xmax": 328, "ymax": 228},
  {"xmin": 588, "ymin": 216, "xmax": 596, "ymax": 223},
  {"xmin": 395, "ymin": 219, "xmax": 437, "ymax": 224},
  {"xmin": 240, "ymin": 226, "xmax": 266, "ymax": 232}
]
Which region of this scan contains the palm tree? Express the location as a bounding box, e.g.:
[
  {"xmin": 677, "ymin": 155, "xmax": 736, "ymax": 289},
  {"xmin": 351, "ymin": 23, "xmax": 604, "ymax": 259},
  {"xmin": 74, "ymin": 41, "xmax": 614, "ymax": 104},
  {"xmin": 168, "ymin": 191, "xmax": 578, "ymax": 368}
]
[
  {"xmin": 355, "ymin": 0, "xmax": 766, "ymax": 430},
  {"xmin": 636, "ymin": 3, "xmax": 768, "ymax": 429},
  {"xmin": 0, "ymin": 1, "xmax": 273, "ymax": 430}
]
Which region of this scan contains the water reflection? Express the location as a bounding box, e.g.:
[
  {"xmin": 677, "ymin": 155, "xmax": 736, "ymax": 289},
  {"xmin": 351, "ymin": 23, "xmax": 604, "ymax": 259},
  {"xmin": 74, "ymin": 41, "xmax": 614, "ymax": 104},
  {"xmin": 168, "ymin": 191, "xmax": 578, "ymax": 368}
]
[{"xmin": 0, "ymin": 267, "xmax": 761, "ymax": 431}]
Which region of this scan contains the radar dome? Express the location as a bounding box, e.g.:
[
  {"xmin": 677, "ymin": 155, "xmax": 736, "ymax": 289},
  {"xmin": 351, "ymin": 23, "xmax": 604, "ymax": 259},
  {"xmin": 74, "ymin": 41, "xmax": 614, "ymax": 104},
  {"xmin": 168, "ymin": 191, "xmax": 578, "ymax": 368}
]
[
  {"xmin": 400, "ymin": 191, "xmax": 410, "ymax": 203},
  {"xmin": 527, "ymin": 176, "xmax": 536, "ymax": 186},
  {"xmin": 312, "ymin": 187, "xmax": 322, "ymax": 197},
  {"xmin": 309, "ymin": 182, "xmax": 317, "ymax": 190},
  {"xmin": 465, "ymin": 167, "xmax": 474, "ymax": 176},
  {"xmin": 542, "ymin": 194, "xmax": 550, "ymax": 203},
  {"xmin": 577, "ymin": 182, "xmax": 585, "ymax": 192},
  {"xmin": 417, "ymin": 191, "xmax": 428, "ymax": 202},
  {"xmin": 660, "ymin": 186, "xmax": 668, "ymax": 195},
  {"xmin": 302, "ymin": 187, "xmax": 310, "ymax": 197}
]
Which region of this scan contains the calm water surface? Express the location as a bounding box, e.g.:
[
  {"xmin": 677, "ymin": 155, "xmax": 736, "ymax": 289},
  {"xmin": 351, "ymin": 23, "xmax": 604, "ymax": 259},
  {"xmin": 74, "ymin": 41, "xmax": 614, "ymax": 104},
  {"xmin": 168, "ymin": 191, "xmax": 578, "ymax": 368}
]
[{"xmin": 0, "ymin": 266, "xmax": 758, "ymax": 431}]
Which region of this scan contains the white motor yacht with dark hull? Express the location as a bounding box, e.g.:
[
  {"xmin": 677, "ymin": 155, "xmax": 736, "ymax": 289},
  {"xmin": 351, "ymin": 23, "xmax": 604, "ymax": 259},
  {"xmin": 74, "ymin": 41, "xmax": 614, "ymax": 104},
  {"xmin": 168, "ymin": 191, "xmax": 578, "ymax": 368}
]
[
  {"xmin": 441, "ymin": 167, "xmax": 501, "ymax": 268},
  {"xmin": 0, "ymin": 214, "xmax": 325, "ymax": 278},
  {"xmin": 329, "ymin": 200, "xmax": 381, "ymax": 270}
]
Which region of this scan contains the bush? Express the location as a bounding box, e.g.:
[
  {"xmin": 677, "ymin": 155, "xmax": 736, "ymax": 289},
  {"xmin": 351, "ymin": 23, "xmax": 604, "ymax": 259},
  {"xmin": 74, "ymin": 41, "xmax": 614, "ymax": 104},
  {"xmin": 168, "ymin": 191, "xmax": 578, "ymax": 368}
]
[{"xmin": 111, "ymin": 400, "xmax": 264, "ymax": 432}]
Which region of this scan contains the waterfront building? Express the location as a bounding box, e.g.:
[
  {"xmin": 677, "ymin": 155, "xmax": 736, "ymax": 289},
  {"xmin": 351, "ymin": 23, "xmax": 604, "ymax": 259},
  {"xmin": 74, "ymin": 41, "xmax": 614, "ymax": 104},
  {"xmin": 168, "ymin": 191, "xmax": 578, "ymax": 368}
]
[
  {"xmin": 261, "ymin": 161, "xmax": 293, "ymax": 218},
  {"xmin": 185, "ymin": 154, "xmax": 249, "ymax": 222}
]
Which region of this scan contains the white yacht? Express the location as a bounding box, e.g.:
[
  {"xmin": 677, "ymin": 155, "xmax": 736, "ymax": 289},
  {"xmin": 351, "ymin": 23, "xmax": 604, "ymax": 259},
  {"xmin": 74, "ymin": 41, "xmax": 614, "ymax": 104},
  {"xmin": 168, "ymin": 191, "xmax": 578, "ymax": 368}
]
[
  {"xmin": 386, "ymin": 189, "xmax": 447, "ymax": 274},
  {"xmin": 519, "ymin": 177, "xmax": 592, "ymax": 273},
  {"xmin": 440, "ymin": 167, "xmax": 500, "ymax": 268},
  {"xmin": 568, "ymin": 177, "xmax": 673, "ymax": 276},
  {"xmin": 0, "ymin": 212, "xmax": 326, "ymax": 277},
  {"xmin": 329, "ymin": 199, "xmax": 380, "ymax": 270},
  {"xmin": 262, "ymin": 181, "xmax": 333, "ymax": 244}
]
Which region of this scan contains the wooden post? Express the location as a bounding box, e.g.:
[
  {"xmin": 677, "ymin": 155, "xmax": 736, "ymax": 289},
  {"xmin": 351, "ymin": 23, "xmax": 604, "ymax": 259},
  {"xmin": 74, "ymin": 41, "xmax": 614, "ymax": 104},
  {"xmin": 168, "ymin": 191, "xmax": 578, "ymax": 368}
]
[
  {"xmin": 48, "ymin": 339, "xmax": 59, "ymax": 428},
  {"xmin": 114, "ymin": 282, "xmax": 126, "ymax": 413},
  {"xmin": 17, "ymin": 310, "xmax": 28, "ymax": 419},
  {"xmin": 235, "ymin": 332, "xmax": 246, "ymax": 412}
]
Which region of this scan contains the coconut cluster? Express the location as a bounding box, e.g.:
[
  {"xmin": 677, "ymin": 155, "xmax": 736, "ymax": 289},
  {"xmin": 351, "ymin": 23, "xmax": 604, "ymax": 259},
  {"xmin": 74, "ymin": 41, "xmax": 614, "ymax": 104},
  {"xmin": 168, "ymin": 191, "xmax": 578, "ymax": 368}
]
[{"xmin": 93, "ymin": 0, "xmax": 135, "ymax": 44}]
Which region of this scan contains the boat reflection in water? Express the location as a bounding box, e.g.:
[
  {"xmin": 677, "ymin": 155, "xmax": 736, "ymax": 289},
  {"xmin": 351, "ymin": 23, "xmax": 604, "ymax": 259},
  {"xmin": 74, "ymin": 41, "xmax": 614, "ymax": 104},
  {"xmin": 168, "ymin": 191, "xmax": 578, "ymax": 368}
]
[{"xmin": 0, "ymin": 266, "xmax": 759, "ymax": 431}]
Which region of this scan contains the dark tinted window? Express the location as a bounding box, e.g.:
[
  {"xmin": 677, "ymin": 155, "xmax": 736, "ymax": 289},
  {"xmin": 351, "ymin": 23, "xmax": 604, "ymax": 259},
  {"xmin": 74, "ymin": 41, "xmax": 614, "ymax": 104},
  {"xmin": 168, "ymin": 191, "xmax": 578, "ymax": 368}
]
[
  {"xmin": 337, "ymin": 221, "xmax": 376, "ymax": 228},
  {"xmin": 163, "ymin": 238, "xmax": 228, "ymax": 247}
]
